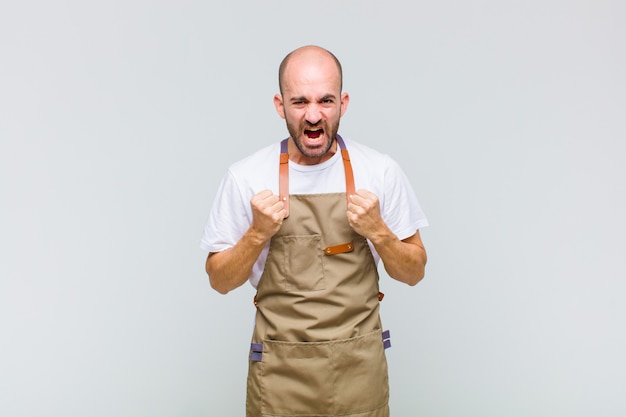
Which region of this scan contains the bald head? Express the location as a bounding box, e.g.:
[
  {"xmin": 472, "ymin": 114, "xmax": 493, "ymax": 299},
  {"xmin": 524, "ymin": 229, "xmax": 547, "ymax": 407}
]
[{"xmin": 278, "ymin": 45, "xmax": 343, "ymax": 95}]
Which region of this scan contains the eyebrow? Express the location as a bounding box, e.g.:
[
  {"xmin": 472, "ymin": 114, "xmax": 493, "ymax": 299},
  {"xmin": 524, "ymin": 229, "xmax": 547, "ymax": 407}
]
[{"xmin": 289, "ymin": 94, "xmax": 337, "ymax": 103}]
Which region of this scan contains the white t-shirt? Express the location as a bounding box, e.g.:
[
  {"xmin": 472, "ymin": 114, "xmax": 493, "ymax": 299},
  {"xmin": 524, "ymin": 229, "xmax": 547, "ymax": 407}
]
[{"xmin": 200, "ymin": 137, "xmax": 429, "ymax": 288}]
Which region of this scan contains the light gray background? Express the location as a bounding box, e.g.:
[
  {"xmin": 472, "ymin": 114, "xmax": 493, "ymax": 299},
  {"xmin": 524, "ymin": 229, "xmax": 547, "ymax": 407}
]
[{"xmin": 1, "ymin": 1, "xmax": 625, "ymax": 416}]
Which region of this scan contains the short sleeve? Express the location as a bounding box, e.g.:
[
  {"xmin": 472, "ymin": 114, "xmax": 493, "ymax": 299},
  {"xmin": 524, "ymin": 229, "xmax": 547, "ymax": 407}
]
[
  {"xmin": 199, "ymin": 170, "xmax": 252, "ymax": 253},
  {"xmin": 381, "ymin": 156, "xmax": 429, "ymax": 241}
]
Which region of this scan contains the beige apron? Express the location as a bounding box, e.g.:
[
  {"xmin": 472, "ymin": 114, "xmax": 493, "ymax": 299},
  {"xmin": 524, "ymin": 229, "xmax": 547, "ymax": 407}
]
[{"xmin": 246, "ymin": 136, "xmax": 391, "ymax": 417}]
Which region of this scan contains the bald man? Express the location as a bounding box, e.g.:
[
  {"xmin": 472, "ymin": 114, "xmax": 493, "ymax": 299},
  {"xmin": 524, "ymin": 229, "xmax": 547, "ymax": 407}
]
[{"xmin": 201, "ymin": 45, "xmax": 428, "ymax": 417}]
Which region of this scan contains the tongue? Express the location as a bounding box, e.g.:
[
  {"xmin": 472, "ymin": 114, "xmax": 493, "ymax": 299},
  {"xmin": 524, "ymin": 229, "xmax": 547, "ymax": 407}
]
[{"xmin": 306, "ymin": 130, "xmax": 322, "ymax": 139}]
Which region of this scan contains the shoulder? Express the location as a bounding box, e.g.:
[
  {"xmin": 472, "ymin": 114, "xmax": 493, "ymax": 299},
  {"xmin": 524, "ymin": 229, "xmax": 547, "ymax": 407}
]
[
  {"xmin": 225, "ymin": 141, "xmax": 282, "ymax": 193},
  {"xmin": 342, "ymin": 136, "xmax": 404, "ymax": 184},
  {"xmin": 342, "ymin": 137, "xmax": 389, "ymax": 161},
  {"xmin": 229, "ymin": 141, "xmax": 281, "ymax": 174},
  {"xmin": 342, "ymin": 136, "xmax": 401, "ymax": 173}
]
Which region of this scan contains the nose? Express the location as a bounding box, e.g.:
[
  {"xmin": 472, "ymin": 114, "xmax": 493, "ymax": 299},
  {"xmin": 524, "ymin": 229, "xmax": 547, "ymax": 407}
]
[{"xmin": 305, "ymin": 104, "xmax": 322, "ymax": 125}]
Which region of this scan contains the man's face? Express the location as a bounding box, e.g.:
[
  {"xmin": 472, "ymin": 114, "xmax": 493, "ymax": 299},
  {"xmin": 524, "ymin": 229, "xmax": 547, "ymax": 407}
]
[{"xmin": 274, "ymin": 53, "xmax": 349, "ymax": 165}]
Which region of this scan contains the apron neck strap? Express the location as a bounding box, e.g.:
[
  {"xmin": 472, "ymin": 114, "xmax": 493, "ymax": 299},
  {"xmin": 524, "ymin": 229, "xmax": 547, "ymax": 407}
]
[{"xmin": 279, "ymin": 135, "xmax": 355, "ymax": 219}]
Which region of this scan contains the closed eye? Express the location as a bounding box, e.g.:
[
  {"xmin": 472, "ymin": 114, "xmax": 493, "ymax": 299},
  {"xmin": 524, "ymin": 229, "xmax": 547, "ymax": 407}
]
[
  {"xmin": 320, "ymin": 94, "xmax": 336, "ymax": 104},
  {"xmin": 290, "ymin": 96, "xmax": 308, "ymax": 106}
]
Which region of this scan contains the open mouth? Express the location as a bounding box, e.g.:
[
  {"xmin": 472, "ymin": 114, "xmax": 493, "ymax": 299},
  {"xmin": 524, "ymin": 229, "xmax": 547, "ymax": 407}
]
[{"xmin": 304, "ymin": 128, "xmax": 324, "ymax": 139}]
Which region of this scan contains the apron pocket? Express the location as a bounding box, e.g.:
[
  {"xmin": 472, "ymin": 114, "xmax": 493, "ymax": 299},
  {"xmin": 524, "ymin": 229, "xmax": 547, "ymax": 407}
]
[
  {"xmin": 259, "ymin": 330, "xmax": 388, "ymax": 416},
  {"xmin": 279, "ymin": 234, "xmax": 325, "ymax": 292},
  {"xmin": 260, "ymin": 340, "xmax": 333, "ymax": 415},
  {"xmin": 333, "ymin": 330, "xmax": 389, "ymax": 414}
]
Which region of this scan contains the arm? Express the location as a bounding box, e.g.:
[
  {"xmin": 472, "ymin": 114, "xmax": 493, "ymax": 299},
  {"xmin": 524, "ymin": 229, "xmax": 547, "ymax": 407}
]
[
  {"xmin": 206, "ymin": 189, "xmax": 287, "ymax": 294},
  {"xmin": 370, "ymin": 229, "xmax": 426, "ymax": 286},
  {"xmin": 347, "ymin": 190, "xmax": 427, "ymax": 286}
]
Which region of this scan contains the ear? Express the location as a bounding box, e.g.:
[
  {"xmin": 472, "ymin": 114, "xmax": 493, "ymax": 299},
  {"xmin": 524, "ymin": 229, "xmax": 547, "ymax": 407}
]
[
  {"xmin": 274, "ymin": 94, "xmax": 286, "ymax": 119},
  {"xmin": 340, "ymin": 92, "xmax": 350, "ymax": 117}
]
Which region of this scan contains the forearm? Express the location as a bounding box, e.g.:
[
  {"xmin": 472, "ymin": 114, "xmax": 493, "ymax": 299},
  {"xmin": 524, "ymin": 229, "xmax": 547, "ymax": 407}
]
[
  {"xmin": 205, "ymin": 227, "xmax": 268, "ymax": 294},
  {"xmin": 370, "ymin": 228, "xmax": 427, "ymax": 286}
]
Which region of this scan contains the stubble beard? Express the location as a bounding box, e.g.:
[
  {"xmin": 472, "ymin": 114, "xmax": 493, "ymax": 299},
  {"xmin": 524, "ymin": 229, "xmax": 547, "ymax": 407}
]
[{"xmin": 286, "ymin": 118, "xmax": 341, "ymax": 159}]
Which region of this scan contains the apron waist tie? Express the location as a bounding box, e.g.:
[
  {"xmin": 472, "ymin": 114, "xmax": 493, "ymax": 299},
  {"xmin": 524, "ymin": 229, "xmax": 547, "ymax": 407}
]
[
  {"xmin": 250, "ymin": 343, "xmax": 263, "ymax": 362},
  {"xmin": 382, "ymin": 329, "xmax": 391, "ymax": 349}
]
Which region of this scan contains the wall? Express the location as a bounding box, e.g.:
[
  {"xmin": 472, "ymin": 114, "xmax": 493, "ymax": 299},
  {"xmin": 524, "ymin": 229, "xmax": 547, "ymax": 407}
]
[{"xmin": 1, "ymin": 1, "xmax": 625, "ymax": 416}]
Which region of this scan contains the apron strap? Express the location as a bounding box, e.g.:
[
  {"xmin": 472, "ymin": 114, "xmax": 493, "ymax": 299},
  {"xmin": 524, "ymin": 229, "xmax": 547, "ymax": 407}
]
[
  {"xmin": 382, "ymin": 329, "xmax": 392, "ymax": 349},
  {"xmin": 279, "ymin": 135, "xmax": 356, "ymax": 216},
  {"xmin": 336, "ymin": 135, "xmax": 356, "ymax": 201},
  {"xmin": 279, "ymin": 139, "xmax": 290, "ymax": 218},
  {"xmin": 250, "ymin": 343, "xmax": 263, "ymax": 362}
]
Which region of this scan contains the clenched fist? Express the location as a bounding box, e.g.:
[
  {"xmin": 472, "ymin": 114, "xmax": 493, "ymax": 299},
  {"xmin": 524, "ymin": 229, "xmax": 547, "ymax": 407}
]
[
  {"xmin": 250, "ymin": 189, "xmax": 288, "ymax": 241},
  {"xmin": 347, "ymin": 189, "xmax": 385, "ymax": 240}
]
